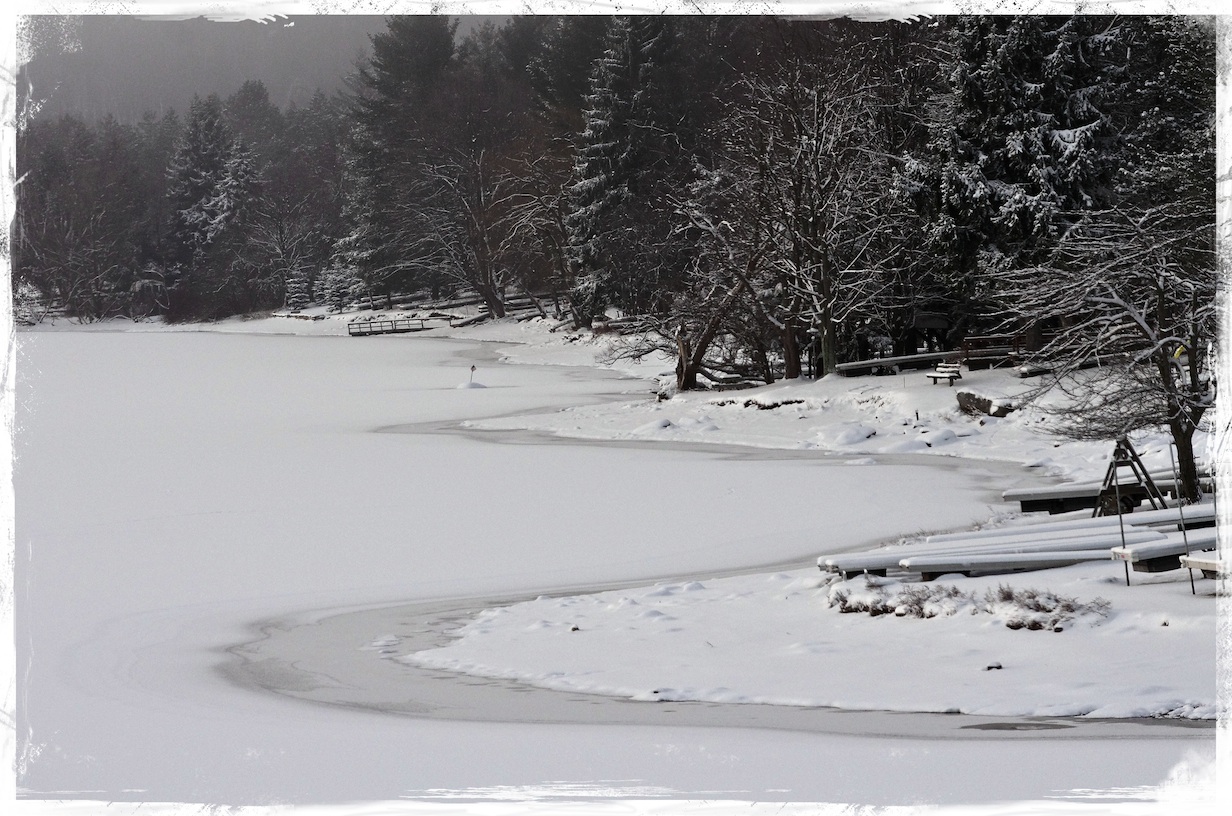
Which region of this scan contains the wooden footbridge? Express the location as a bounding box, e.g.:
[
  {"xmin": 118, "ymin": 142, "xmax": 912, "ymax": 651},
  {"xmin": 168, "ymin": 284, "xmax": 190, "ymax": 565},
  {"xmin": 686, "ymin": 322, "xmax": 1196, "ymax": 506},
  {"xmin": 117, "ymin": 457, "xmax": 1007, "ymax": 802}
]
[{"xmin": 346, "ymin": 317, "xmax": 438, "ymax": 336}]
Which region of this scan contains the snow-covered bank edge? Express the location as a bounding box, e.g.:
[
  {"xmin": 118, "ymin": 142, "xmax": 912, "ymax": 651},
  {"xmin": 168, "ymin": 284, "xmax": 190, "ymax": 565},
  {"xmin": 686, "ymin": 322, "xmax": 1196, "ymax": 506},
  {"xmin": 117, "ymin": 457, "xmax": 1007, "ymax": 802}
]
[
  {"xmin": 395, "ymin": 560, "xmax": 1217, "ymax": 721},
  {"xmin": 230, "ymin": 586, "xmax": 1214, "ymax": 735}
]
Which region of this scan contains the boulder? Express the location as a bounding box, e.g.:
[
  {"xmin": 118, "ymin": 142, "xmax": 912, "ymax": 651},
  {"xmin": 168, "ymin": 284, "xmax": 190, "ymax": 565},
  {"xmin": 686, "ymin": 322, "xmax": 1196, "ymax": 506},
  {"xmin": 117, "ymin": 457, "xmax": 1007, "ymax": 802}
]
[{"xmin": 957, "ymin": 391, "xmax": 1015, "ymax": 418}]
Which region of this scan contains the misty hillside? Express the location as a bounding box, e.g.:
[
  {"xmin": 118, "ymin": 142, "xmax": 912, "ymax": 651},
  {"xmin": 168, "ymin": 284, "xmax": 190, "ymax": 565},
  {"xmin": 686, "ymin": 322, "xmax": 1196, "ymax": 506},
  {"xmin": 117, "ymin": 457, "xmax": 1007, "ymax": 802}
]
[{"xmin": 19, "ymin": 15, "xmax": 389, "ymax": 120}]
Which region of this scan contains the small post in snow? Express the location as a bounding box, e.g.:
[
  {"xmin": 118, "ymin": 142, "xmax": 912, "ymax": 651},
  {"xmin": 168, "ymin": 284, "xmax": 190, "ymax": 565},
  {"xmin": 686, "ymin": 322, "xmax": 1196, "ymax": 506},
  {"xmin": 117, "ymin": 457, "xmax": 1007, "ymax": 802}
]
[
  {"xmin": 1169, "ymin": 444, "xmax": 1196, "ymax": 595},
  {"xmin": 1113, "ymin": 457, "xmax": 1130, "ymax": 587},
  {"xmin": 470, "ymin": 364, "xmax": 476, "ymax": 384}
]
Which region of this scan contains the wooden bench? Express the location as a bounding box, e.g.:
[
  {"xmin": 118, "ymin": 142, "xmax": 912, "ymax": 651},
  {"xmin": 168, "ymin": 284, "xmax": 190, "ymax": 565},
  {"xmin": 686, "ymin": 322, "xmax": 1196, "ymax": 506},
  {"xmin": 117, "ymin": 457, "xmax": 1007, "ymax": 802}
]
[
  {"xmin": 1002, "ymin": 481, "xmax": 1122, "ymax": 514},
  {"xmin": 925, "ymin": 362, "xmax": 962, "ymax": 385},
  {"xmin": 1178, "ymin": 551, "xmax": 1229, "ymax": 580},
  {"xmin": 1110, "ymin": 529, "xmax": 1220, "ymax": 573},
  {"xmin": 834, "ymin": 351, "xmax": 954, "ymax": 377}
]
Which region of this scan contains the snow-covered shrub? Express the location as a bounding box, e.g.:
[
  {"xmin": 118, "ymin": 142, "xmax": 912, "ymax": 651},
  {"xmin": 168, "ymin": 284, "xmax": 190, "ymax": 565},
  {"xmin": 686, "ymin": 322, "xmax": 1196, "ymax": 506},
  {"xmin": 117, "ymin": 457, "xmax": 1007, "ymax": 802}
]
[
  {"xmin": 891, "ymin": 584, "xmax": 972, "ymax": 618},
  {"xmin": 829, "ymin": 587, "xmax": 897, "ymax": 616},
  {"xmin": 827, "ymin": 578, "xmax": 1110, "ymax": 631},
  {"xmin": 983, "ymin": 584, "xmax": 1110, "ymax": 631}
]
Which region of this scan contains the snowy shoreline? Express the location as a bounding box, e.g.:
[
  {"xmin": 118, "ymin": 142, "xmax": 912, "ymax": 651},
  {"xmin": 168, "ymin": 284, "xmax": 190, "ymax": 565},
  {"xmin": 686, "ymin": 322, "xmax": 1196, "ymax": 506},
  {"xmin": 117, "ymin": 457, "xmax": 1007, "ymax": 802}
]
[{"xmin": 227, "ymin": 590, "xmax": 1215, "ymax": 735}]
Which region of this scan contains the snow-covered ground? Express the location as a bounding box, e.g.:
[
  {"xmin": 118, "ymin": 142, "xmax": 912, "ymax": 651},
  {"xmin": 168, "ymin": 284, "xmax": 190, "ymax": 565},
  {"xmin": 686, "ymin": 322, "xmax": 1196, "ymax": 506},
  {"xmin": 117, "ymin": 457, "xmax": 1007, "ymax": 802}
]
[
  {"xmin": 402, "ymin": 563, "xmax": 1216, "ymax": 719},
  {"xmin": 10, "ymin": 309, "xmax": 1224, "ymax": 814},
  {"xmin": 450, "ymin": 314, "xmax": 1205, "ymax": 484},
  {"xmin": 394, "ymin": 314, "xmax": 1221, "ymax": 723}
]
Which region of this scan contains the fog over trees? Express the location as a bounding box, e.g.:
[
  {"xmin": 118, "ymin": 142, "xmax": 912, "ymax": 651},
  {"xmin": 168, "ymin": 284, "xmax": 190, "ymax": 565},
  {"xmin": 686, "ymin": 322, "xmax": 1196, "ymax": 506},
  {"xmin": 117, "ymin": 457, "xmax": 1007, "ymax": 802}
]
[
  {"xmin": 19, "ymin": 16, "xmax": 392, "ymax": 121},
  {"xmin": 14, "ymin": 14, "xmax": 1217, "ymax": 495}
]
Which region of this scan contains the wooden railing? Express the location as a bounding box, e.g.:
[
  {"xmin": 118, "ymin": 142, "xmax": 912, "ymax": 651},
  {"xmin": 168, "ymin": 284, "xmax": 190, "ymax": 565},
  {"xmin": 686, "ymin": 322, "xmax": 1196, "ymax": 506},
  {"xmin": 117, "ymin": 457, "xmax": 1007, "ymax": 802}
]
[{"xmin": 346, "ymin": 317, "xmax": 432, "ymax": 336}]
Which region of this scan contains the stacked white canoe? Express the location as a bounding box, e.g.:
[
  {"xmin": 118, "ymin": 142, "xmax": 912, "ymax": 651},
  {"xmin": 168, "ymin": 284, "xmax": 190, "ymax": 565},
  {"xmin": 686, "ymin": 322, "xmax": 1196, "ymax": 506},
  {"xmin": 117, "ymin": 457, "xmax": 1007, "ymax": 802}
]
[{"xmin": 820, "ymin": 502, "xmax": 1218, "ymax": 581}]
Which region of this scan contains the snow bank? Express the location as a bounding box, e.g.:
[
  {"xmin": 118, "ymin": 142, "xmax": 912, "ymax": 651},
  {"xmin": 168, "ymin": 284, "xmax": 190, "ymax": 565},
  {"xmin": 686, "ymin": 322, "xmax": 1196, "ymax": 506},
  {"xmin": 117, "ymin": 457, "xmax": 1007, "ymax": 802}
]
[{"xmin": 402, "ymin": 561, "xmax": 1215, "ymax": 719}]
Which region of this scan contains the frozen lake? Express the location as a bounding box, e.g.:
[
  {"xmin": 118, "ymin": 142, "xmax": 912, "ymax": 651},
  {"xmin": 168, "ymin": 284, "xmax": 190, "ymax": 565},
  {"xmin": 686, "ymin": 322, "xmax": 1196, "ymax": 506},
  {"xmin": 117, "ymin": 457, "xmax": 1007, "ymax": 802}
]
[{"xmin": 13, "ymin": 329, "xmax": 1213, "ymax": 807}]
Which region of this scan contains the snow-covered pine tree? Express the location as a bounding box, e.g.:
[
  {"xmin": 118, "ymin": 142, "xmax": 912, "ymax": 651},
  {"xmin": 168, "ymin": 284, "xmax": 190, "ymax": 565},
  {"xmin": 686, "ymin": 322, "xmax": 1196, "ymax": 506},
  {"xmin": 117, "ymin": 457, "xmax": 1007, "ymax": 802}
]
[
  {"xmin": 900, "ymin": 16, "xmax": 1124, "ymax": 343},
  {"xmin": 564, "ymin": 16, "xmax": 686, "ymax": 325},
  {"xmin": 284, "ymin": 268, "xmax": 313, "ymax": 311},
  {"xmin": 200, "ymin": 139, "xmax": 260, "ymax": 246},
  {"xmin": 165, "ymin": 94, "xmax": 267, "ymax": 319},
  {"xmin": 166, "ymin": 94, "xmax": 233, "ymax": 270},
  {"xmin": 338, "ymin": 16, "xmax": 460, "ymax": 304},
  {"xmin": 565, "ymin": 16, "xmax": 641, "ymax": 323}
]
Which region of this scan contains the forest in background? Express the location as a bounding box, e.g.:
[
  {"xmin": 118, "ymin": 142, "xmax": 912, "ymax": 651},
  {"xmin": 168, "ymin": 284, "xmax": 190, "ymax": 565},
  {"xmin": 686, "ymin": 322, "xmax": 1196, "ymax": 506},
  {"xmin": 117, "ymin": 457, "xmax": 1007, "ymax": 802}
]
[{"xmin": 13, "ymin": 15, "xmax": 1218, "ymax": 494}]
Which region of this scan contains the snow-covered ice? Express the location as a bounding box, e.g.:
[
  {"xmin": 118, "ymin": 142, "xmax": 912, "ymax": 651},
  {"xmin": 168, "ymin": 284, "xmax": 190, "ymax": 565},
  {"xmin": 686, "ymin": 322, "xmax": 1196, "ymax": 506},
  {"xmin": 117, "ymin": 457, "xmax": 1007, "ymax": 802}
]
[{"xmin": 10, "ymin": 310, "xmax": 1221, "ymax": 812}]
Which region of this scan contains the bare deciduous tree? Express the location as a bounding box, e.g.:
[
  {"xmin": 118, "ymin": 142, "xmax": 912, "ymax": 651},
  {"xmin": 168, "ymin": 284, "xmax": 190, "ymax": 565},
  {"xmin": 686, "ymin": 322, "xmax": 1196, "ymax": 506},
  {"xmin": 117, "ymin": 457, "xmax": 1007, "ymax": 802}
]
[{"xmin": 1003, "ymin": 199, "xmax": 1216, "ymax": 501}]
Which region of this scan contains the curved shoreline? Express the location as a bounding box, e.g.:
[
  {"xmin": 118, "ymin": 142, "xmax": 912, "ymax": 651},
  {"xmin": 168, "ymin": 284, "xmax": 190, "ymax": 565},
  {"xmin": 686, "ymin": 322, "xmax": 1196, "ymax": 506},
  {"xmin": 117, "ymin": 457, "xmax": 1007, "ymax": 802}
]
[
  {"xmin": 222, "ymin": 590, "xmax": 1211, "ymax": 740},
  {"xmin": 221, "ymin": 423, "xmax": 1208, "ymax": 739},
  {"xmin": 216, "ymin": 333, "xmax": 1211, "ymax": 742}
]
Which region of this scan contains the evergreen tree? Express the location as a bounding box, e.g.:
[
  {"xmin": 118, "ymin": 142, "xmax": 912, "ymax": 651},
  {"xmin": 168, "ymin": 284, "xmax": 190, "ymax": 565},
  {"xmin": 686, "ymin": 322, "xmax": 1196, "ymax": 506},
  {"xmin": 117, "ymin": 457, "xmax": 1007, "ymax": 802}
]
[
  {"xmin": 14, "ymin": 113, "xmax": 157, "ymax": 320},
  {"xmin": 900, "ymin": 16, "xmax": 1124, "ymax": 345},
  {"xmin": 165, "ymin": 93, "xmax": 266, "ymax": 319},
  {"xmin": 134, "ymin": 108, "xmax": 182, "ymax": 272},
  {"xmin": 316, "ymin": 264, "xmax": 363, "ymax": 312},
  {"xmin": 360, "ymin": 15, "xmax": 457, "ymax": 110},
  {"xmin": 341, "ymin": 16, "xmax": 554, "ymax": 316},
  {"xmin": 498, "ymin": 15, "xmax": 553, "ymax": 79},
  {"xmin": 166, "ymin": 94, "xmax": 235, "ymax": 267},
  {"xmin": 339, "ymin": 16, "xmax": 461, "ymax": 303},
  {"xmin": 284, "ymin": 268, "xmax": 313, "ymax": 311},
  {"xmin": 275, "ymin": 91, "xmax": 348, "ymax": 301},
  {"xmin": 565, "ymin": 16, "xmax": 689, "ymax": 324},
  {"xmin": 524, "ymin": 16, "xmax": 610, "ymax": 132},
  {"xmin": 224, "ymin": 80, "xmax": 284, "ymax": 165}
]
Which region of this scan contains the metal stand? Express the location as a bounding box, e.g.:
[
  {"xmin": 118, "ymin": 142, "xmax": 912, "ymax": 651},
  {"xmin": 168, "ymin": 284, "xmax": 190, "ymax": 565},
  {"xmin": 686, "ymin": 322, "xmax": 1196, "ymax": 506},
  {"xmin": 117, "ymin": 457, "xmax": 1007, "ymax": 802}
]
[{"xmin": 1094, "ymin": 437, "xmax": 1168, "ymax": 518}]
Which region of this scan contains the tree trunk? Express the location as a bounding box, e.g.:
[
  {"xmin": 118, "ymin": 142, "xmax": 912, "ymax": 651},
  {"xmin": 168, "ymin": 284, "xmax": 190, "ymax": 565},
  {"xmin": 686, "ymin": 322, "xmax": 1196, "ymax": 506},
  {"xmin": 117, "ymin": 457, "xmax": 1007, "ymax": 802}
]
[
  {"xmin": 781, "ymin": 324, "xmax": 801, "ymax": 380},
  {"xmin": 755, "ymin": 340, "xmax": 773, "ymax": 385},
  {"xmin": 893, "ymin": 326, "xmax": 916, "ymax": 358},
  {"xmin": 675, "ymin": 327, "xmax": 697, "ymax": 391},
  {"xmin": 483, "ymin": 288, "xmax": 506, "ymax": 319},
  {"xmin": 816, "ymin": 261, "xmax": 838, "ymax": 375},
  {"xmin": 1169, "ymin": 418, "xmax": 1202, "ymax": 504},
  {"xmin": 676, "ymin": 279, "xmax": 749, "ymax": 391},
  {"xmin": 1024, "ymin": 320, "xmax": 1045, "ymax": 352},
  {"xmin": 1157, "ymin": 349, "xmax": 1205, "ymax": 504}
]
